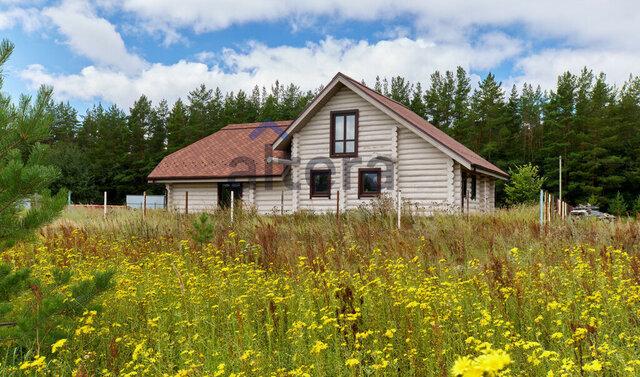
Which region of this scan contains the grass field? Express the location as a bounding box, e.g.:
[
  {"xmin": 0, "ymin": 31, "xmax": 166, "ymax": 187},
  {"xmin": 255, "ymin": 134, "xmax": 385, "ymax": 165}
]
[{"xmin": 3, "ymin": 206, "xmax": 640, "ymax": 376}]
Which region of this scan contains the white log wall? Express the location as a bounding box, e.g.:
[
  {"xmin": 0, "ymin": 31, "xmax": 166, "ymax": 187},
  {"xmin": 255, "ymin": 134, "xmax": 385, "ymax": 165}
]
[
  {"xmin": 253, "ymin": 174, "xmax": 293, "ymax": 214},
  {"xmin": 453, "ymin": 166, "xmax": 496, "ymax": 213},
  {"xmin": 295, "ymin": 86, "xmax": 397, "ymax": 212},
  {"xmin": 396, "ymin": 126, "xmax": 451, "ymax": 210},
  {"xmin": 167, "ymin": 183, "xmax": 218, "ymax": 212}
]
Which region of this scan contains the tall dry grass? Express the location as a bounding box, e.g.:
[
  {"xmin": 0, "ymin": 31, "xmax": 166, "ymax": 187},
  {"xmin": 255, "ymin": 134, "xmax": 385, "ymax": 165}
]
[{"xmin": 43, "ymin": 203, "xmax": 640, "ymax": 273}]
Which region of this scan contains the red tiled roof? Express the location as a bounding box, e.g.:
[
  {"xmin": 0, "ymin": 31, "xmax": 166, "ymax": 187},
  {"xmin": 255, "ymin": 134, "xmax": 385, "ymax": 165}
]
[
  {"xmin": 148, "ymin": 121, "xmax": 292, "ymax": 180},
  {"xmin": 338, "ymin": 73, "xmax": 509, "ymax": 178}
]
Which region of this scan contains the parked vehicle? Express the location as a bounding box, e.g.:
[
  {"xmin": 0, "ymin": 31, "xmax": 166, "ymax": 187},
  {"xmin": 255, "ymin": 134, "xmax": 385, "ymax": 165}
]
[{"xmin": 570, "ymin": 204, "xmax": 615, "ymax": 220}]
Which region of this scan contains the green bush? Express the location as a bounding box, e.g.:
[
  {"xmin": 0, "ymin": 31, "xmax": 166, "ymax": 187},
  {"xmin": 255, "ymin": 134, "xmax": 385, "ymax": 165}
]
[
  {"xmin": 504, "ymin": 163, "xmax": 545, "ymax": 206},
  {"xmin": 608, "ymin": 192, "xmax": 628, "ymax": 217}
]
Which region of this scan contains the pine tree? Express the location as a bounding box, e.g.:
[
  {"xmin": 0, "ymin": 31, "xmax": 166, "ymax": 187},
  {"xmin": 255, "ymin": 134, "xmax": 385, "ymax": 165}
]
[
  {"xmin": 47, "ymin": 101, "xmax": 79, "ymax": 145},
  {"xmin": 389, "ymin": 76, "xmax": 412, "ymax": 107},
  {"xmin": 186, "ymin": 84, "xmax": 213, "ymax": 143},
  {"xmin": 470, "ymin": 73, "xmax": 507, "ymax": 159},
  {"xmin": 409, "ymin": 82, "xmax": 426, "ymax": 118},
  {"xmin": 0, "ymin": 39, "xmax": 67, "ymax": 249},
  {"xmin": 167, "ymin": 99, "xmax": 188, "ymax": 153},
  {"xmin": 632, "ymin": 193, "xmax": 640, "ymax": 217},
  {"xmin": 424, "ymin": 71, "xmax": 443, "ymax": 128},
  {"xmin": 452, "ymin": 67, "xmax": 472, "ymax": 142},
  {"xmin": 608, "ymin": 192, "xmax": 627, "ymax": 216},
  {"xmin": 542, "ymin": 72, "xmax": 576, "ymax": 201}
]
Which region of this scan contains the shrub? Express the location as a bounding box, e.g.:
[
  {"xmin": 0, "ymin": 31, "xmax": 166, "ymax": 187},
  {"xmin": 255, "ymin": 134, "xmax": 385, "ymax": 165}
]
[
  {"xmin": 608, "ymin": 192, "xmax": 628, "ymax": 217},
  {"xmin": 504, "ymin": 163, "xmax": 544, "ymax": 206}
]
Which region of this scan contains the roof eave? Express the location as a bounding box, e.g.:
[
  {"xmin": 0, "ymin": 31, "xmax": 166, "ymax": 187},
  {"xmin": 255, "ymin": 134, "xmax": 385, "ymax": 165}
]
[{"xmin": 472, "ymin": 165, "xmax": 510, "ymax": 180}]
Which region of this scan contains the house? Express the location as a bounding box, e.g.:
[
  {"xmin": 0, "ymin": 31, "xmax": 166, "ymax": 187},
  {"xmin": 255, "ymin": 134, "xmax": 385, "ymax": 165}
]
[{"xmin": 148, "ymin": 73, "xmax": 508, "ymax": 214}]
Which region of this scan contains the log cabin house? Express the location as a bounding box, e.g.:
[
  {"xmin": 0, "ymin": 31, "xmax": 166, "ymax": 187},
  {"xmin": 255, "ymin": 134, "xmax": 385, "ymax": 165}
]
[{"xmin": 148, "ymin": 73, "xmax": 508, "ymax": 214}]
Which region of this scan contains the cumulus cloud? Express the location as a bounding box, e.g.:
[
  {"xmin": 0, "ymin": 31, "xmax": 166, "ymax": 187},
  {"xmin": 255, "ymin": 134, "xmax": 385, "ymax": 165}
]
[
  {"xmin": 117, "ymin": 0, "xmax": 640, "ymax": 50},
  {"xmin": 512, "ymin": 48, "xmax": 640, "ymax": 90},
  {"xmin": 0, "ymin": 7, "xmax": 45, "ymax": 32},
  {"xmin": 20, "ymin": 34, "xmax": 523, "ymax": 108},
  {"xmin": 41, "ymin": 0, "xmax": 146, "ymax": 73},
  {"xmin": 10, "ymin": 0, "xmax": 640, "ymax": 109}
]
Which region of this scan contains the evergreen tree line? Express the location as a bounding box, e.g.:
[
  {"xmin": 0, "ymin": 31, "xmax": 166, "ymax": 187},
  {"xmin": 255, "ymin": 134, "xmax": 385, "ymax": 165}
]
[{"xmin": 45, "ymin": 68, "xmax": 640, "ymax": 211}]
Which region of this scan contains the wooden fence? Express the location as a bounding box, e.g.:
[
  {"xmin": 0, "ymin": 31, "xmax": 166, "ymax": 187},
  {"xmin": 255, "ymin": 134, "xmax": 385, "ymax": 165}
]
[{"xmin": 540, "ymin": 190, "xmax": 573, "ymax": 225}]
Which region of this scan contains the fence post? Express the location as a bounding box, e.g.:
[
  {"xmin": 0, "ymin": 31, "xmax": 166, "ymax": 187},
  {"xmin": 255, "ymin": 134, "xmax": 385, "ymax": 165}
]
[
  {"xmin": 559, "ymin": 155, "xmax": 562, "ymax": 218},
  {"xmin": 185, "ymin": 191, "xmax": 188, "ymax": 215},
  {"xmin": 540, "ymin": 190, "xmax": 544, "ymax": 230},
  {"xmin": 466, "ymin": 189, "xmax": 470, "ymax": 222},
  {"xmin": 336, "ymin": 190, "xmax": 340, "ymax": 228},
  {"xmin": 281, "ymin": 190, "xmax": 284, "ymax": 216},
  {"xmin": 230, "ymin": 190, "xmax": 234, "ymax": 225},
  {"xmin": 103, "ymin": 191, "xmax": 107, "ymax": 220},
  {"xmin": 35, "ymin": 193, "xmax": 38, "ymax": 209},
  {"xmin": 143, "ymin": 192, "xmax": 147, "ymax": 218},
  {"xmin": 68, "ymin": 191, "xmax": 71, "ymax": 213},
  {"xmin": 397, "ymin": 190, "xmax": 402, "ymax": 229}
]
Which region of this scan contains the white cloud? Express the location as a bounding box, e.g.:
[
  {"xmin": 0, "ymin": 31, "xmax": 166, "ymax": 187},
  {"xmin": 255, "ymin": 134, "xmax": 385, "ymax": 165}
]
[
  {"xmin": 41, "ymin": 0, "xmax": 146, "ymax": 73},
  {"xmin": 0, "ymin": 7, "xmax": 45, "ymax": 32},
  {"xmin": 194, "ymin": 51, "xmax": 215, "ymax": 63},
  {"xmin": 20, "ymin": 34, "xmax": 523, "ymax": 108},
  {"xmin": 116, "ymin": 0, "xmax": 640, "ymax": 51},
  {"xmin": 512, "ymin": 48, "xmax": 640, "ymax": 91}
]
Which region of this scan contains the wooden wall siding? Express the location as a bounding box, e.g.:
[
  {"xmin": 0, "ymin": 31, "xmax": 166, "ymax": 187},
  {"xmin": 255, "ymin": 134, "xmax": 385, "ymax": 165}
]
[
  {"xmin": 453, "ymin": 168, "xmax": 496, "ymax": 213},
  {"xmin": 488, "ymin": 177, "xmax": 495, "ymax": 210},
  {"xmin": 254, "ymin": 175, "xmax": 293, "ymax": 214},
  {"xmin": 453, "ymin": 163, "xmax": 462, "ymax": 212},
  {"xmin": 294, "ymin": 86, "xmax": 397, "ymax": 212},
  {"xmin": 168, "ymin": 183, "xmax": 218, "ymax": 212},
  {"xmin": 446, "ymin": 159, "xmax": 455, "ymax": 207},
  {"xmin": 291, "ymin": 134, "xmax": 300, "ymax": 212},
  {"xmin": 396, "ymin": 126, "xmax": 450, "ymax": 208}
]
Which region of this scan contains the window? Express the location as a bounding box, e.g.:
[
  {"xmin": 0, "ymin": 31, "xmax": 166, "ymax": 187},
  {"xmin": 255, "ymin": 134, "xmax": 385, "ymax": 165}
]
[
  {"xmin": 471, "ymin": 175, "xmax": 477, "ymax": 200},
  {"xmin": 461, "ymin": 171, "xmax": 467, "ymax": 202},
  {"xmin": 218, "ymin": 182, "xmax": 242, "ymax": 209},
  {"xmin": 310, "ymin": 170, "xmax": 331, "ymax": 198},
  {"xmin": 330, "ymin": 110, "xmax": 358, "ymax": 157},
  {"xmin": 358, "ymin": 168, "xmax": 381, "ymax": 198}
]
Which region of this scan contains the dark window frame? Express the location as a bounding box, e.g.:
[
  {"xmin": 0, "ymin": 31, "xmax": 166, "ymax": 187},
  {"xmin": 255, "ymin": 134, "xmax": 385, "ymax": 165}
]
[
  {"xmin": 461, "ymin": 171, "xmax": 467, "ymax": 203},
  {"xmin": 358, "ymin": 168, "xmax": 382, "ymax": 198},
  {"xmin": 471, "ymin": 174, "xmax": 477, "ymax": 200},
  {"xmin": 330, "ymin": 110, "xmax": 359, "ymax": 158},
  {"xmin": 310, "ymin": 169, "xmax": 331, "ymax": 199},
  {"xmin": 218, "ymin": 182, "xmax": 243, "ymax": 209}
]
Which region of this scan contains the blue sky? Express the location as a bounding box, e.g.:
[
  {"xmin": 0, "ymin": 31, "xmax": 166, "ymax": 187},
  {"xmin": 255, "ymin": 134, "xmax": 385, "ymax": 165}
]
[{"xmin": 1, "ymin": 0, "xmax": 639, "ymax": 112}]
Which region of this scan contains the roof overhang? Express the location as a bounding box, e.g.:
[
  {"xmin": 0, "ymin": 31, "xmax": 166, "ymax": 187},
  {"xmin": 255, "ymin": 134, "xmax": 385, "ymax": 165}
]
[
  {"xmin": 472, "ymin": 165, "xmax": 510, "ymax": 180},
  {"xmin": 149, "ymin": 174, "xmax": 286, "ymax": 184}
]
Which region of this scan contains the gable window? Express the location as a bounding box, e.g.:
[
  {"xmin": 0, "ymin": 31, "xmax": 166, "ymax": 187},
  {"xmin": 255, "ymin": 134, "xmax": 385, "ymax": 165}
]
[
  {"xmin": 358, "ymin": 168, "xmax": 381, "ymax": 198},
  {"xmin": 310, "ymin": 170, "xmax": 331, "ymax": 198},
  {"xmin": 330, "ymin": 110, "xmax": 358, "ymax": 157}
]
